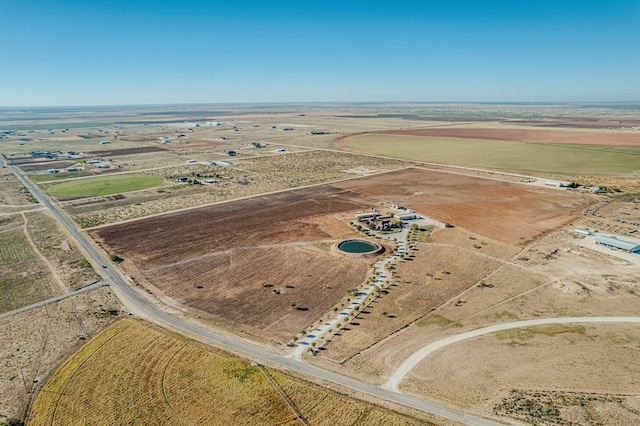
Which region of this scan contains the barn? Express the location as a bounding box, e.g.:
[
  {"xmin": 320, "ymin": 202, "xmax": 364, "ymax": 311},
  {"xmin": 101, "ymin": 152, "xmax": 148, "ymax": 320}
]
[{"xmin": 594, "ymin": 235, "xmax": 640, "ymax": 253}]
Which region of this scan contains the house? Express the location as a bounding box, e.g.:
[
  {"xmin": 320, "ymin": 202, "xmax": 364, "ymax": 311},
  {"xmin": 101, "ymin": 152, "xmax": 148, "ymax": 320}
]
[
  {"xmin": 225, "ymin": 151, "xmax": 238, "ymax": 157},
  {"xmin": 47, "ymin": 169, "xmax": 59, "ymax": 174},
  {"xmin": 100, "ymin": 140, "xmax": 111, "ymax": 145}
]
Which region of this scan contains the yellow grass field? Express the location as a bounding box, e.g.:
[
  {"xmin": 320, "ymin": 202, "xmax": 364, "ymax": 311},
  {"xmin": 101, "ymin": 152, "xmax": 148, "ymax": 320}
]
[{"xmin": 28, "ymin": 319, "xmax": 428, "ymax": 426}]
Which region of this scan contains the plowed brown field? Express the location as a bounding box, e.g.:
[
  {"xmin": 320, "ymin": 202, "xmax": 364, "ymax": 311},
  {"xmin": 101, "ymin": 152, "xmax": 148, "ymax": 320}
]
[
  {"xmin": 92, "ymin": 168, "xmax": 595, "ymax": 342},
  {"xmin": 379, "ymin": 128, "xmax": 640, "ymax": 146}
]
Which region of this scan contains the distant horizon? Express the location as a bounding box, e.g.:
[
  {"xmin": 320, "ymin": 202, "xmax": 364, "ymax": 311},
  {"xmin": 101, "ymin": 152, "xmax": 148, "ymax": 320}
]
[
  {"xmin": 2, "ymin": 0, "xmax": 639, "ymax": 106},
  {"xmin": 2, "ymin": 100, "xmax": 640, "ymax": 110}
]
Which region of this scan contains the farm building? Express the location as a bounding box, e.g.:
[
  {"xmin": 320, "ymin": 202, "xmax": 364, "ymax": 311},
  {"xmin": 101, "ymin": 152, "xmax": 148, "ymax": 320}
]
[
  {"xmin": 573, "ymin": 228, "xmax": 592, "ymax": 236},
  {"xmin": 355, "ymin": 212, "xmax": 378, "ymax": 221},
  {"xmin": 396, "ymin": 213, "xmax": 417, "ymax": 221},
  {"xmin": 100, "ymin": 140, "xmax": 111, "ymax": 145},
  {"xmin": 594, "ymin": 236, "xmax": 640, "ymax": 253},
  {"xmin": 545, "ymin": 180, "xmax": 565, "ymax": 188}
]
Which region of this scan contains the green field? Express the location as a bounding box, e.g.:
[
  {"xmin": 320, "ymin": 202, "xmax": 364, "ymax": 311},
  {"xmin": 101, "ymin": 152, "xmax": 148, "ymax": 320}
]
[
  {"xmin": 46, "ymin": 174, "xmax": 163, "ymax": 197},
  {"xmin": 342, "ymin": 134, "xmax": 640, "ymax": 176}
]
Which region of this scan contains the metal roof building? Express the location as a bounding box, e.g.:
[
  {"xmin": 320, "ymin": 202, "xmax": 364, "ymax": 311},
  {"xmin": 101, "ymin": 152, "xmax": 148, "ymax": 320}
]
[{"xmin": 594, "ymin": 236, "xmax": 640, "ymax": 253}]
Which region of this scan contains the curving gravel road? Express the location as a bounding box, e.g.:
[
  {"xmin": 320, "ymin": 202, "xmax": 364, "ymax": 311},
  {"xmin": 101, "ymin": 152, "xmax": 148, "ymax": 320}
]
[{"xmin": 384, "ymin": 316, "xmax": 640, "ymax": 392}]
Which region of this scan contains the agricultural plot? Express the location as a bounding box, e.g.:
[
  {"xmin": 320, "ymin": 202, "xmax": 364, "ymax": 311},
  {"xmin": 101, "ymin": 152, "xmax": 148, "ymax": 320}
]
[
  {"xmin": 67, "ymin": 150, "xmax": 408, "ymax": 228},
  {"xmin": 0, "ymin": 228, "xmax": 57, "ymax": 313},
  {"xmin": 335, "ymin": 167, "xmax": 595, "ymax": 245},
  {"xmin": 29, "ymin": 319, "xmax": 429, "ymax": 426},
  {"xmin": 92, "ymin": 185, "xmax": 372, "ymax": 343},
  {"xmin": 92, "ymin": 168, "xmax": 591, "ymax": 343},
  {"xmin": 45, "ymin": 174, "xmax": 164, "ymax": 198},
  {"xmin": 380, "ymin": 127, "xmax": 640, "ymax": 147},
  {"xmin": 0, "ymin": 286, "xmax": 122, "ymax": 423},
  {"xmin": 339, "ymin": 133, "xmax": 640, "ymax": 176}
]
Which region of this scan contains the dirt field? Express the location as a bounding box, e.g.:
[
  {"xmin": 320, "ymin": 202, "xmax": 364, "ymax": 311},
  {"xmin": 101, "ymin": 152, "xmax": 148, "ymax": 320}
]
[
  {"xmin": 28, "ymin": 319, "xmax": 430, "ymax": 426},
  {"xmin": 91, "ymin": 168, "xmax": 592, "ymax": 344},
  {"xmin": 403, "ymin": 323, "xmax": 640, "ymax": 425},
  {"xmin": 92, "ymin": 184, "xmax": 373, "ymax": 342},
  {"xmin": 335, "ymin": 167, "xmax": 595, "ymax": 246},
  {"xmin": 379, "ymin": 127, "xmax": 640, "ymax": 147},
  {"xmin": 0, "ymin": 286, "xmax": 123, "ymax": 424},
  {"xmin": 328, "ymin": 199, "xmax": 640, "ymax": 422},
  {"xmin": 322, "ymin": 230, "xmax": 510, "ymax": 361},
  {"xmin": 67, "ymin": 150, "xmax": 407, "ymax": 228}
]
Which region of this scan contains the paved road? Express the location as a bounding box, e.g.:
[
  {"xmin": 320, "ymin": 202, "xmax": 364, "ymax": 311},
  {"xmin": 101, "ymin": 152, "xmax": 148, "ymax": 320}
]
[
  {"xmin": 0, "ymin": 280, "xmax": 109, "ymax": 320},
  {"xmin": 6, "ymin": 160, "xmax": 505, "ymax": 426},
  {"xmin": 385, "ymin": 316, "xmax": 640, "ymax": 392}
]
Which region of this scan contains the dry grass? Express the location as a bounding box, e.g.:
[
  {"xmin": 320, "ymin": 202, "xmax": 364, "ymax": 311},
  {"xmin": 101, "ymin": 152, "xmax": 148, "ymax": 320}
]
[
  {"xmin": 0, "ymin": 228, "xmax": 57, "ymax": 313},
  {"xmin": 0, "ymin": 286, "xmax": 122, "ymax": 423},
  {"xmin": 24, "ymin": 211, "xmax": 99, "ymax": 289},
  {"xmin": 29, "ymin": 319, "xmax": 430, "ymax": 426},
  {"xmin": 323, "ymin": 240, "xmax": 504, "ymax": 360},
  {"xmin": 66, "ymin": 150, "xmax": 407, "ymax": 228}
]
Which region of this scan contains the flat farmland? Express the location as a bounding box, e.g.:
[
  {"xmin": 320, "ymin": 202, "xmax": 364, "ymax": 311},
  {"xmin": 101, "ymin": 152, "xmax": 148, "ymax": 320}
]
[
  {"xmin": 0, "ymin": 228, "xmax": 58, "ymax": 313},
  {"xmin": 92, "ymin": 168, "xmax": 592, "ymax": 343},
  {"xmin": 45, "ymin": 174, "xmax": 164, "ymax": 198},
  {"xmin": 380, "ymin": 127, "xmax": 640, "ymax": 146},
  {"xmin": 335, "ymin": 167, "xmax": 595, "ymax": 245},
  {"xmin": 29, "ymin": 319, "xmax": 429, "ymax": 426},
  {"xmin": 339, "ymin": 133, "xmax": 640, "ymax": 176},
  {"xmin": 92, "ymin": 184, "xmax": 373, "ymax": 342}
]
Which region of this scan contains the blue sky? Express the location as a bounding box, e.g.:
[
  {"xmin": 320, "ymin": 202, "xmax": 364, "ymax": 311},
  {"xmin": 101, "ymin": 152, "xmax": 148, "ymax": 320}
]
[{"xmin": 1, "ymin": 0, "xmax": 639, "ymax": 106}]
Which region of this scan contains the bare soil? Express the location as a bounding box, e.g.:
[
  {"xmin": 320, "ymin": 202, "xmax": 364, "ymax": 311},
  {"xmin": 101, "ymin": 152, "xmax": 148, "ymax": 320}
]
[
  {"xmin": 92, "ymin": 168, "xmax": 591, "ymax": 343},
  {"xmin": 92, "ymin": 185, "xmax": 373, "ymax": 343}
]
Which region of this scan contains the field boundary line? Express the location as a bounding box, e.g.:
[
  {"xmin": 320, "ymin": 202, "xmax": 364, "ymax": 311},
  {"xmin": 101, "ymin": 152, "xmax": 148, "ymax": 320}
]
[{"xmin": 255, "ymin": 364, "xmax": 310, "ymax": 426}]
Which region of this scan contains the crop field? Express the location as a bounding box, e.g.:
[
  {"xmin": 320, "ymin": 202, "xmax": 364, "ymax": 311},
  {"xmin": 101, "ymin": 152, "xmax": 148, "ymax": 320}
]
[
  {"xmin": 381, "ymin": 127, "xmax": 640, "ymax": 147},
  {"xmin": 0, "ymin": 286, "xmax": 123, "ymax": 423},
  {"xmin": 91, "ymin": 167, "xmax": 591, "ymax": 343},
  {"xmin": 334, "ymin": 167, "xmax": 595, "ymax": 245},
  {"xmin": 0, "ymin": 228, "xmax": 57, "ymax": 313},
  {"xmin": 92, "ymin": 185, "xmax": 373, "ymax": 342},
  {"xmin": 66, "ymin": 150, "xmax": 408, "ymax": 228},
  {"xmin": 45, "ymin": 174, "xmax": 164, "ymax": 198},
  {"xmin": 339, "ymin": 133, "xmax": 640, "ymax": 176},
  {"xmin": 29, "ymin": 319, "xmax": 429, "ymax": 426}
]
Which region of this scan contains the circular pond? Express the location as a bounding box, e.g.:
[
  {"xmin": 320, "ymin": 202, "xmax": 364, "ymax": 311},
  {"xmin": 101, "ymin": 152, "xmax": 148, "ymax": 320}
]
[{"xmin": 335, "ymin": 239, "xmax": 383, "ymax": 258}]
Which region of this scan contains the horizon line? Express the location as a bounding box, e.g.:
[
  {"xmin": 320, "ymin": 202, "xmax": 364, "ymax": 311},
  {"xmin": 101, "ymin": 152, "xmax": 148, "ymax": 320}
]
[{"xmin": 2, "ymin": 100, "xmax": 640, "ymax": 109}]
